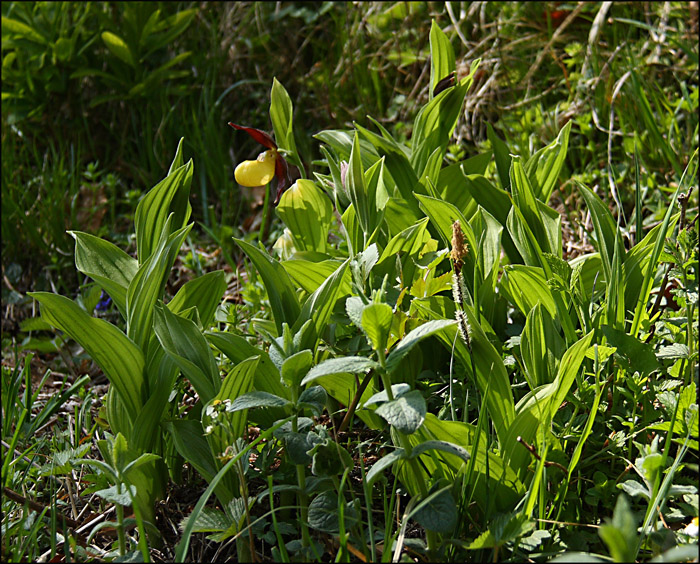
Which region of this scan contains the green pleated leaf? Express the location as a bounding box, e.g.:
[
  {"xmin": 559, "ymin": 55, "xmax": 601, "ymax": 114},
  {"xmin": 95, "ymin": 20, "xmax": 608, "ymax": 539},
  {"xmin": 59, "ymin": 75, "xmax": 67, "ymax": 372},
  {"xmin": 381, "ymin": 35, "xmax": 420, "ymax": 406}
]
[
  {"xmin": 167, "ymin": 270, "xmax": 227, "ymax": 328},
  {"xmin": 233, "ymin": 237, "xmax": 301, "ymax": 335},
  {"xmin": 277, "ymin": 179, "xmax": 333, "ymax": 253},
  {"xmin": 127, "ymin": 222, "xmax": 191, "ymax": 353},
  {"xmin": 500, "ymin": 265, "xmax": 558, "ymax": 318},
  {"xmin": 153, "ymin": 303, "xmax": 219, "ymax": 404},
  {"xmin": 293, "ymin": 259, "xmax": 350, "ymax": 349},
  {"xmin": 429, "ymin": 20, "xmax": 455, "ymax": 99},
  {"xmin": 70, "ymin": 231, "xmax": 137, "ymax": 320},
  {"xmin": 270, "ymin": 78, "xmax": 298, "ymax": 158},
  {"xmin": 525, "ymin": 120, "xmax": 571, "ymax": 202},
  {"xmin": 29, "ymin": 292, "xmax": 145, "ymax": 416},
  {"xmin": 282, "ymin": 258, "xmax": 351, "ymax": 295},
  {"xmin": 206, "ymin": 332, "xmax": 287, "ymax": 399},
  {"xmin": 134, "ymin": 140, "xmax": 192, "ymax": 265}
]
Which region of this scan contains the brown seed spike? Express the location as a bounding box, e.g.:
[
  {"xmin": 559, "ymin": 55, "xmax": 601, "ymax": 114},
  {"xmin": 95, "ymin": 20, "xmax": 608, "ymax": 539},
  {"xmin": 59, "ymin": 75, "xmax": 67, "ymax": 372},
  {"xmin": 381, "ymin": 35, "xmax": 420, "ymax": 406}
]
[{"xmin": 450, "ymin": 220, "xmax": 468, "ymax": 269}]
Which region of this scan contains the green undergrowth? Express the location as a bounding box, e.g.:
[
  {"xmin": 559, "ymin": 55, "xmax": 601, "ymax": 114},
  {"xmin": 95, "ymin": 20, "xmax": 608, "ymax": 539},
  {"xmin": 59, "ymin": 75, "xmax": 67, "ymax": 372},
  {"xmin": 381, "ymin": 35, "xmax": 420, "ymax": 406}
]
[{"xmin": 2, "ymin": 3, "xmax": 698, "ymax": 563}]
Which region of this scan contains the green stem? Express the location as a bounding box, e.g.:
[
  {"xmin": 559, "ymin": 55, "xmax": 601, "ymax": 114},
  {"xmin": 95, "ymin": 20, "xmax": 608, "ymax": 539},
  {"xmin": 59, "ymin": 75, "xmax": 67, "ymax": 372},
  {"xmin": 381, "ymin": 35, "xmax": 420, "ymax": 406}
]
[
  {"xmin": 379, "ymin": 371, "xmax": 437, "ymax": 555},
  {"xmin": 116, "ymin": 503, "xmax": 126, "ymax": 557}
]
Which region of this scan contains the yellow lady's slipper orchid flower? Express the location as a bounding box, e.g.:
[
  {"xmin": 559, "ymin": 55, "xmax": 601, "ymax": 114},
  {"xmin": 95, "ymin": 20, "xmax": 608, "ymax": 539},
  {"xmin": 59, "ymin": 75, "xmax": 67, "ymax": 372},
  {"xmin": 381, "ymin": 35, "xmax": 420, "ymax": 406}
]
[
  {"xmin": 228, "ymin": 122, "xmax": 291, "ymax": 202},
  {"xmin": 234, "ymin": 149, "xmax": 277, "ymax": 187}
]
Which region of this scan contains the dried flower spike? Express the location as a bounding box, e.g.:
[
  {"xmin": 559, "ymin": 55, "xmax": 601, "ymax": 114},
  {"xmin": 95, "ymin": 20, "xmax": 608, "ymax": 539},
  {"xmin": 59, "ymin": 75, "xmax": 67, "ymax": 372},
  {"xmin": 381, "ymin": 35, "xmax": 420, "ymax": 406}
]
[{"xmin": 450, "ymin": 220, "xmax": 468, "ymax": 271}]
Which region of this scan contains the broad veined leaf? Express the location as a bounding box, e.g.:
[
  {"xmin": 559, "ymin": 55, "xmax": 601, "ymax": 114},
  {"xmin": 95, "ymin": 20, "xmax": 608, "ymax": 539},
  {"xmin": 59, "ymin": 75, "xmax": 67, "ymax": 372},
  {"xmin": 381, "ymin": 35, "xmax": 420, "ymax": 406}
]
[
  {"xmin": 153, "ymin": 303, "xmax": 219, "ymax": 404},
  {"xmin": 500, "ymin": 265, "xmax": 557, "ymax": 318},
  {"xmin": 71, "ymin": 231, "xmax": 137, "ymax": 319},
  {"xmin": 163, "ymin": 419, "xmax": 233, "ymax": 504},
  {"xmin": 282, "ymin": 258, "xmax": 350, "ymax": 295},
  {"xmin": 293, "ymin": 259, "xmax": 350, "ymax": 349},
  {"xmin": 525, "ymin": 120, "xmax": 571, "ymax": 202},
  {"xmin": 206, "ymin": 332, "xmax": 287, "ymax": 399},
  {"xmin": 520, "ymin": 303, "xmax": 565, "ymax": 389},
  {"xmin": 502, "ymin": 331, "xmax": 593, "ymax": 478},
  {"xmin": 233, "ymin": 237, "xmax": 301, "ymax": 335},
  {"xmin": 167, "ymin": 270, "xmax": 227, "ymax": 328},
  {"xmin": 29, "ymin": 292, "xmax": 145, "ymax": 415},
  {"xmin": 270, "ymin": 78, "xmax": 298, "ymax": 158},
  {"xmin": 428, "ymin": 20, "xmax": 455, "ymax": 99},
  {"xmin": 126, "ymin": 219, "xmax": 191, "ymax": 353},
  {"xmin": 134, "ymin": 142, "xmax": 192, "ymax": 265},
  {"xmin": 409, "ymin": 440, "xmax": 470, "ymax": 465},
  {"xmin": 277, "ymin": 179, "xmax": 333, "ymax": 253},
  {"xmin": 578, "ymin": 182, "xmax": 626, "ymax": 281},
  {"xmin": 486, "ymin": 123, "xmax": 511, "ymax": 191}
]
